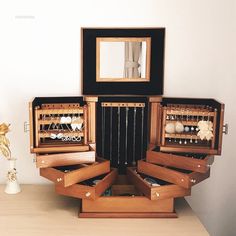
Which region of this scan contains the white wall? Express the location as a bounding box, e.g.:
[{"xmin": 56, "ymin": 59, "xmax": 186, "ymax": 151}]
[{"xmin": 0, "ymin": 1, "xmax": 235, "ymax": 235}]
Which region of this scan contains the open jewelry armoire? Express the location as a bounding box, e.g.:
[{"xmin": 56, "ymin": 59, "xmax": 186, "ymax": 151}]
[{"xmin": 29, "ymin": 28, "xmax": 226, "ymax": 218}]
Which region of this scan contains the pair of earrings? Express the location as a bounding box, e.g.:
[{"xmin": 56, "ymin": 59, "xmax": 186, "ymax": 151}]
[
  {"xmin": 60, "ymin": 116, "xmax": 72, "ymax": 124},
  {"xmin": 61, "ymin": 135, "xmax": 81, "ymax": 142},
  {"xmin": 71, "ymin": 116, "xmax": 84, "ymax": 131},
  {"xmin": 50, "ymin": 133, "xmax": 63, "ymax": 140},
  {"xmin": 165, "ymin": 121, "xmax": 184, "ymax": 134}
]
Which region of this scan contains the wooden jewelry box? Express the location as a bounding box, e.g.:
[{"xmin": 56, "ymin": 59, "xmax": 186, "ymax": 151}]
[{"xmin": 29, "ymin": 28, "xmax": 226, "ymax": 218}]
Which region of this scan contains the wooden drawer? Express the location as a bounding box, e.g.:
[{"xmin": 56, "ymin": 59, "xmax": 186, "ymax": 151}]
[
  {"xmin": 31, "ymin": 145, "xmax": 90, "ymax": 154},
  {"xmin": 79, "ymin": 174, "xmax": 177, "ymax": 218},
  {"xmin": 82, "ymin": 196, "xmax": 174, "ymax": 213},
  {"xmin": 40, "ymin": 158, "xmax": 110, "ymax": 187},
  {"xmin": 55, "ymin": 169, "xmax": 117, "ymax": 200},
  {"xmin": 127, "ymin": 167, "xmax": 190, "ymax": 200},
  {"xmin": 81, "ymin": 184, "xmax": 174, "ymax": 213},
  {"xmin": 137, "ymin": 160, "xmax": 210, "ymax": 189},
  {"xmin": 146, "ymin": 148, "xmax": 214, "ymax": 173},
  {"xmin": 36, "ymin": 147, "xmax": 95, "ymax": 168}
]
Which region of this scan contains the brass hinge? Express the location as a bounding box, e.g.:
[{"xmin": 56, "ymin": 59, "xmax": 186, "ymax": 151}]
[
  {"xmin": 223, "ymin": 123, "xmax": 229, "ymax": 135},
  {"xmin": 24, "ymin": 121, "xmax": 30, "ymax": 132}
]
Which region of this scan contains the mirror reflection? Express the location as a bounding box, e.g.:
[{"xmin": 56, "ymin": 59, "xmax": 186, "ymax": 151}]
[{"xmin": 96, "ymin": 37, "xmax": 151, "ymax": 82}]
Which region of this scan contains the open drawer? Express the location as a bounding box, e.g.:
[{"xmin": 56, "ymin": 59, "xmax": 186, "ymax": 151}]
[
  {"xmin": 127, "ymin": 167, "xmax": 190, "ymax": 200},
  {"xmin": 81, "ymin": 185, "xmax": 174, "ymax": 214},
  {"xmin": 146, "ymin": 147, "xmax": 214, "ymax": 173},
  {"xmin": 55, "ymin": 168, "xmax": 117, "ymax": 200},
  {"xmin": 137, "ymin": 160, "xmax": 210, "ymax": 189},
  {"xmin": 40, "ymin": 158, "xmax": 110, "ymax": 187},
  {"xmin": 79, "ymin": 175, "xmax": 177, "ymax": 218},
  {"xmin": 36, "ymin": 145, "xmax": 96, "ymax": 168}
]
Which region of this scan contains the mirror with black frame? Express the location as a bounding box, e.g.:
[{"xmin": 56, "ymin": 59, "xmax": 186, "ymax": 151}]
[
  {"xmin": 82, "ymin": 28, "xmax": 165, "ymax": 95},
  {"xmin": 96, "ymin": 37, "xmax": 151, "ymax": 82}
]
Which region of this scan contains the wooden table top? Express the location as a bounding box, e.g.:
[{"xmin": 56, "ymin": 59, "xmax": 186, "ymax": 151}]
[{"xmin": 0, "ymin": 185, "xmax": 209, "ymax": 236}]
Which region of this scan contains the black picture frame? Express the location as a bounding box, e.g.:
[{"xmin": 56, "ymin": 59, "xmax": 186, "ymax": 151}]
[{"xmin": 82, "ymin": 28, "xmax": 165, "ymax": 95}]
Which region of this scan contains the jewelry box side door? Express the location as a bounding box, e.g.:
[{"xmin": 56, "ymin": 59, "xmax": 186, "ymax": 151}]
[{"xmin": 158, "ymin": 97, "xmax": 225, "ymax": 155}]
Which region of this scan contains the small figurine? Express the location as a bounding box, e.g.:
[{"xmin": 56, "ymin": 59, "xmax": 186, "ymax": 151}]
[
  {"xmin": 0, "ymin": 123, "xmax": 21, "ymax": 194},
  {"xmin": 0, "ymin": 123, "xmax": 11, "ymax": 160}
]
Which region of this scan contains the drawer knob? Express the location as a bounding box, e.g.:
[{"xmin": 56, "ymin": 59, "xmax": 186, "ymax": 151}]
[
  {"xmin": 57, "ymin": 178, "xmax": 62, "ymax": 182},
  {"xmin": 41, "ymin": 160, "xmax": 45, "ymax": 164},
  {"xmin": 197, "ymin": 164, "xmax": 201, "ymax": 168},
  {"xmin": 181, "ymin": 179, "xmax": 184, "ymax": 182},
  {"xmin": 85, "ymin": 192, "xmax": 91, "ymax": 197},
  {"xmin": 155, "ymin": 192, "xmax": 160, "ymax": 197},
  {"xmin": 190, "ymin": 179, "xmax": 196, "ymax": 183}
]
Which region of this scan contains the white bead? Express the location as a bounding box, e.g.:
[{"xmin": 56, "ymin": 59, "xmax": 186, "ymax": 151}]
[
  {"xmin": 165, "ymin": 123, "xmax": 175, "ymax": 134},
  {"xmin": 184, "ymin": 126, "xmax": 190, "ymax": 132},
  {"xmin": 175, "ymin": 122, "xmax": 184, "ymax": 133}
]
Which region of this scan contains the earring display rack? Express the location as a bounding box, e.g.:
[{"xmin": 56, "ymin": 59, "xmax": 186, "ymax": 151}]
[
  {"xmin": 161, "ymin": 104, "xmax": 217, "ymax": 150},
  {"xmin": 34, "ymin": 103, "xmax": 88, "ymax": 151}
]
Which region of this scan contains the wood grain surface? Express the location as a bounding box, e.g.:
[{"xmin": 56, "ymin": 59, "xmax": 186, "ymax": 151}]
[{"xmin": 0, "ymin": 185, "xmax": 209, "ymax": 236}]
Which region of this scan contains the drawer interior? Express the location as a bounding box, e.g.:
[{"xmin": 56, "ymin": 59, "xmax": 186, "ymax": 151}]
[
  {"xmin": 96, "ymin": 175, "xmax": 142, "ymax": 197},
  {"xmin": 96, "ymin": 173, "xmax": 178, "ymax": 197},
  {"xmin": 81, "ymin": 174, "xmax": 175, "ymax": 214},
  {"xmin": 164, "ymin": 166, "xmax": 193, "ymax": 174},
  {"xmin": 79, "ymin": 173, "xmax": 111, "ymax": 187},
  {"xmin": 137, "ymin": 171, "xmax": 174, "ymax": 187},
  {"xmin": 54, "ymin": 164, "xmax": 88, "ymax": 173},
  {"xmin": 55, "ymin": 169, "xmax": 118, "ymax": 200},
  {"xmin": 54, "ymin": 160, "xmax": 105, "ymax": 173},
  {"xmin": 152, "ymin": 147, "xmax": 208, "ymax": 160}
]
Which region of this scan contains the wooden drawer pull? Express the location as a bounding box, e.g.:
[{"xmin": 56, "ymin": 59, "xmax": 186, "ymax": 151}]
[
  {"xmin": 85, "ymin": 192, "xmax": 91, "ymax": 197},
  {"xmin": 57, "ymin": 178, "xmax": 62, "ymax": 182},
  {"xmin": 155, "ymin": 192, "xmax": 160, "ymax": 197}
]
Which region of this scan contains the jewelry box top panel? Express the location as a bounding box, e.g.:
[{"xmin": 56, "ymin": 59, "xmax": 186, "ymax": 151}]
[{"xmin": 82, "ymin": 28, "xmax": 165, "ymax": 95}]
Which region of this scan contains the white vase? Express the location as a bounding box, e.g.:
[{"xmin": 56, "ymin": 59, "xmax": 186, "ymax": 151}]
[{"xmin": 4, "ymin": 158, "xmax": 21, "ymax": 194}]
